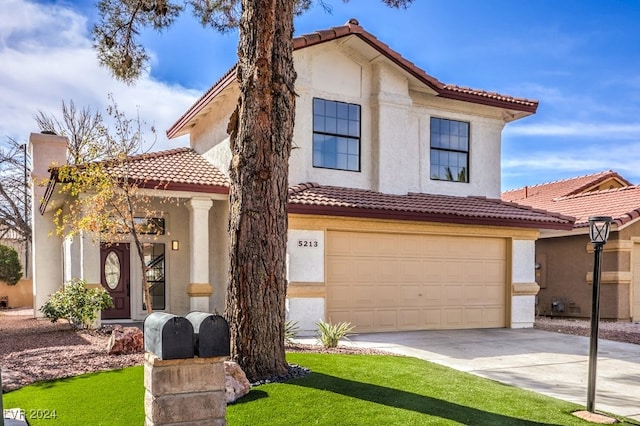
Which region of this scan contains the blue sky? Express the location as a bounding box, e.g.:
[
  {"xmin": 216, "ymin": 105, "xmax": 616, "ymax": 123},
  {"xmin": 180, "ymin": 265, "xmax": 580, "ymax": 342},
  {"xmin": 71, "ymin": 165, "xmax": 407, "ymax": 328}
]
[{"xmin": 2, "ymin": 0, "xmax": 640, "ymax": 191}]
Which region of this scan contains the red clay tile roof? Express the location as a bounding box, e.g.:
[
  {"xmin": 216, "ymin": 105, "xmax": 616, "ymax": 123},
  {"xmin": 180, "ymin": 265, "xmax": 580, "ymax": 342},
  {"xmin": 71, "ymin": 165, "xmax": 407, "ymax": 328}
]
[
  {"xmin": 167, "ymin": 18, "xmax": 538, "ymax": 139},
  {"xmin": 501, "ymin": 171, "xmax": 640, "ymax": 228},
  {"xmin": 102, "ymin": 148, "xmax": 230, "ymax": 192},
  {"xmin": 289, "ymin": 183, "xmax": 574, "ymax": 230},
  {"xmin": 41, "ymin": 148, "xmax": 229, "ymax": 214}
]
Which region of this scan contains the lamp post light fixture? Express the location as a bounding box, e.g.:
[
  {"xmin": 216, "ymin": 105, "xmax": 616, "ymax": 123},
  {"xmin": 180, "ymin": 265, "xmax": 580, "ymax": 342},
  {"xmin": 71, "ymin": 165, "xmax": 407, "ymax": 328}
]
[{"xmin": 586, "ymin": 215, "xmax": 613, "ymax": 413}]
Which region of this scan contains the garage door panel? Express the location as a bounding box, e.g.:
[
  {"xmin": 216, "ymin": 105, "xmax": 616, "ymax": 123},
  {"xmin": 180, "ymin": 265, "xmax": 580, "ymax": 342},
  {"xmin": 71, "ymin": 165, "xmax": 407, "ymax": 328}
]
[
  {"xmin": 484, "ymin": 307, "xmax": 504, "ymax": 327},
  {"xmin": 326, "ymin": 231, "xmax": 506, "ymax": 332},
  {"xmin": 442, "ymin": 261, "xmax": 465, "ymax": 282},
  {"xmin": 444, "ymin": 309, "xmax": 464, "ymax": 327},
  {"xmin": 376, "ymin": 310, "xmax": 398, "ymax": 329},
  {"xmin": 422, "ymin": 285, "xmax": 443, "ymax": 306},
  {"xmin": 353, "ymin": 259, "xmax": 379, "ymax": 283},
  {"xmin": 399, "ymin": 309, "xmax": 421, "ymax": 329},
  {"xmin": 464, "ymin": 308, "xmax": 484, "ymax": 327},
  {"xmin": 400, "ymin": 259, "xmax": 423, "ymax": 282},
  {"xmin": 376, "ymin": 285, "xmax": 398, "ymax": 306},
  {"xmin": 483, "ymin": 285, "xmax": 504, "ymax": 305},
  {"xmin": 444, "ymin": 285, "xmax": 464, "ymax": 304},
  {"xmin": 352, "ymin": 285, "xmax": 376, "ymax": 308},
  {"xmin": 423, "ymin": 260, "xmax": 444, "ymax": 282},
  {"xmin": 464, "ymin": 284, "xmax": 487, "ymax": 305},
  {"xmin": 399, "ymin": 285, "xmax": 423, "ymax": 306},
  {"xmin": 378, "ymin": 258, "xmax": 398, "ymax": 281},
  {"xmin": 423, "ymin": 309, "xmax": 442, "ymax": 327},
  {"xmin": 326, "ymin": 284, "xmax": 351, "ymax": 308},
  {"xmin": 326, "ymin": 258, "xmax": 355, "ymax": 282},
  {"xmin": 351, "ymin": 311, "xmax": 375, "ymax": 330}
]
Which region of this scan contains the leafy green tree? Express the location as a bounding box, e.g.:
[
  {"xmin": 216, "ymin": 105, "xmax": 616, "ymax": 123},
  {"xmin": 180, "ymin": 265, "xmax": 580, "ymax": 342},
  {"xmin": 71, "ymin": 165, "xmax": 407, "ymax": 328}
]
[
  {"xmin": 0, "ymin": 244, "xmax": 22, "ymax": 285},
  {"xmin": 93, "ymin": 0, "xmax": 413, "ymax": 381}
]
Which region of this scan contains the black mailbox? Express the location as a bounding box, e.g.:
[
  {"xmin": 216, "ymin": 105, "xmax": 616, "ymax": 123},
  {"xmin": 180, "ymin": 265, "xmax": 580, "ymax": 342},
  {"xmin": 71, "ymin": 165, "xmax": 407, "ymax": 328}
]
[
  {"xmin": 144, "ymin": 312, "xmax": 195, "ymax": 360},
  {"xmin": 185, "ymin": 311, "xmax": 230, "ymax": 357}
]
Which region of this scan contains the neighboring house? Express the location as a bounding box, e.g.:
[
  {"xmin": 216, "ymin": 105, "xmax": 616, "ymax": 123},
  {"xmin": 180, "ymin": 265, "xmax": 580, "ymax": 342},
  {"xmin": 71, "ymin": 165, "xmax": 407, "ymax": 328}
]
[
  {"xmin": 502, "ymin": 170, "xmax": 640, "ymax": 322},
  {"xmin": 0, "ymin": 227, "xmax": 32, "ymax": 308},
  {"xmin": 32, "ymin": 19, "xmax": 573, "ymax": 333}
]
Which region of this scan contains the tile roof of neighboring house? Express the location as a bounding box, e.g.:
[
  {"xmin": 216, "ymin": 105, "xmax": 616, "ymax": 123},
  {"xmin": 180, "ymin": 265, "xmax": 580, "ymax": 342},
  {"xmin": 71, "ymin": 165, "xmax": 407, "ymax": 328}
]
[
  {"xmin": 167, "ymin": 18, "xmax": 538, "ymax": 139},
  {"xmin": 288, "ymin": 183, "xmax": 574, "ymax": 230},
  {"xmin": 501, "ymin": 170, "xmax": 640, "ymax": 228}
]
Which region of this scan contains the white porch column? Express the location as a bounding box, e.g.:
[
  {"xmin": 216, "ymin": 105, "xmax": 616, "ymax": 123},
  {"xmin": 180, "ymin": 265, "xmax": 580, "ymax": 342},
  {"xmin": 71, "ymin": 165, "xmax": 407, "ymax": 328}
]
[{"xmin": 186, "ymin": 198, "xmax": 213, "ymax": 312}]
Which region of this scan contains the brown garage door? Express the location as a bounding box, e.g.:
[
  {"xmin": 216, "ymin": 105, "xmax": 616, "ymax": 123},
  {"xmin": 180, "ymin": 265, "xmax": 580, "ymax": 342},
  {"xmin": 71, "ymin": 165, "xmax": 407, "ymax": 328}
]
[{"xmin": 326, "ymin": 231, "xmax": 507, "ymax": 332}]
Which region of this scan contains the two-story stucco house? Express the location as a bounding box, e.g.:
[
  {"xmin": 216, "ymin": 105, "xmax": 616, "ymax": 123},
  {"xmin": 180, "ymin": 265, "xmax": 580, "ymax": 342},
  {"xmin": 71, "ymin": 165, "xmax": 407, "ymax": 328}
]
[{"xmin": 31, "ymin": 19, "xmax": 573, "ymax": 333}]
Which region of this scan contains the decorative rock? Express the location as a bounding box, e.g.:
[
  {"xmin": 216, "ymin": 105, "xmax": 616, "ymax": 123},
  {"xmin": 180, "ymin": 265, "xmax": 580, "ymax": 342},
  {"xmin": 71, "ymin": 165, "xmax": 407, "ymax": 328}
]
[
  {"xmin": 106, "ymin": 325, "xmax": 144, "ymax": 355},
  {"xmin": 224, "ymin": 361, "xmax": 251, "ymax": 403},
  {"xmin": 1, "ymin": 368, "xmax": 29, "ymax": 392}
]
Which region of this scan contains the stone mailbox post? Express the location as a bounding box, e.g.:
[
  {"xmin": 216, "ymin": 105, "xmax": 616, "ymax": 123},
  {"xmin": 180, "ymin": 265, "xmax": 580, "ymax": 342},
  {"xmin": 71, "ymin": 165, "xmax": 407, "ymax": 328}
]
[{"xmin": 143, "ymin": 312, "xmax": 228, "ymax": 426}]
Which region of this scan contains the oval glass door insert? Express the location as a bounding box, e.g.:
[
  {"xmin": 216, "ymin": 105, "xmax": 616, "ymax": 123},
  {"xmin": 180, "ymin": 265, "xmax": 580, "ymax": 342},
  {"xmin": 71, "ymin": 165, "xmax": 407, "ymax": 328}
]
[{"xmin": 104, "ymin": 251, "xmax": 121, "ymax": 290}]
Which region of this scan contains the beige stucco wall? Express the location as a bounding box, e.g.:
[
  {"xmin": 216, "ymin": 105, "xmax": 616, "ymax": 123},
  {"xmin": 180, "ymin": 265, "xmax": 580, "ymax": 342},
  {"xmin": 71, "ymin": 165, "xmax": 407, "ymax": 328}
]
[
  {"xmin": 0, "ymin": 279, "xmax": 33, "ymax": 308},
  {"xmin": 536, "ymin": 232, "xmax": 632, "ymax": 320}
]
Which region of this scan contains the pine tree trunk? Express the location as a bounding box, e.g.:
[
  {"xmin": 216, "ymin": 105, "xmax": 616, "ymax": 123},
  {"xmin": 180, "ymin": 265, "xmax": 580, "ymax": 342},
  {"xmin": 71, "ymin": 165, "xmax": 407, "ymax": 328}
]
[{"xmin": 225, "ymin": 0, "xmax": 296, "ymax": 381}]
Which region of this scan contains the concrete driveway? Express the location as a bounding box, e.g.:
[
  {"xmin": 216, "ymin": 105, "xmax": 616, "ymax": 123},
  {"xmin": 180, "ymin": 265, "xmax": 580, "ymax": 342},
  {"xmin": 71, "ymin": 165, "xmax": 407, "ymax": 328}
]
[{"xmin": 303, "ymin": 328, "xmax": 640, "ymax": 422}]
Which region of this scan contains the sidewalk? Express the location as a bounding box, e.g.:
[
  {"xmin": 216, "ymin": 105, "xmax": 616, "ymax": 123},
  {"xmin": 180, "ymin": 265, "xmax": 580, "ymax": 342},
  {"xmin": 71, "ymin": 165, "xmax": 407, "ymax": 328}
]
[{"xmin": 298, "ymin": 328, "xmax": 640, "ymax": 421}]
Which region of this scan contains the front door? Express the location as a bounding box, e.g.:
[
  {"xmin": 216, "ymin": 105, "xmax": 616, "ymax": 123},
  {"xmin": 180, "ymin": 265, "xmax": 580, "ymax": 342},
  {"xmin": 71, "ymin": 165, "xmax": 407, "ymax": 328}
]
[{"xmin": 100, "ymin": 243, "xmax": 131, "ymax": 319}]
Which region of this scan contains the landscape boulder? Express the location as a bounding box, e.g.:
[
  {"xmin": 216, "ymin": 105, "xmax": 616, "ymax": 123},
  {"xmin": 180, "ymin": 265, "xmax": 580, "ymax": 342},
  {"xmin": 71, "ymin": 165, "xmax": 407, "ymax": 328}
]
[
  {"xmin": 106, "ymin": 325, "xmax": 144, "ymax": 355},
  {"xmin": 224, "ymin": 360, "xmax": 251, "ymax": 403}
]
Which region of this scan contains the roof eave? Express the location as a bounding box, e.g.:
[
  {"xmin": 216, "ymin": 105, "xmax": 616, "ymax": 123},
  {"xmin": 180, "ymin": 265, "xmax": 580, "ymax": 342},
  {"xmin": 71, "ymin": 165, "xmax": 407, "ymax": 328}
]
[
  {"xmin": 287, "ymin": 203, "xmax": 574, "ymax": 230},
  {"xmin": 166, "ymin": 67, "xmax": 237, "ymax": 139}
]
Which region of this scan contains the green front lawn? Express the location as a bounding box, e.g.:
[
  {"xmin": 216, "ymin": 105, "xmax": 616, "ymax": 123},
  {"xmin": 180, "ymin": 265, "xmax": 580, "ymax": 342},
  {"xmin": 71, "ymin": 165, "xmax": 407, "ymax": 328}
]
[{"xmin": 3, "ymin": 353, "xmax": 633, "ymax": 425}]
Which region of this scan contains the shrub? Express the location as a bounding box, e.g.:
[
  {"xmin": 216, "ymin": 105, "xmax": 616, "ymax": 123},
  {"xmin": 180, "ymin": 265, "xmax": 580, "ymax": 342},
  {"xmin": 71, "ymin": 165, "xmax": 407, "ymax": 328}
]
[
  {"xmin": 316, "ymin": 319, "xmax": 355, "ymax": 348},
  {"xmin": 0, "ymin": 244, "xmax": 22, "ymax": 285},
  {"xmin": 40, "ymin": 279, "xmax": 113, "ymax": 329},
  {"xmin": 284, "ymin": 320, "xmax": 300, "ymax": 344}
]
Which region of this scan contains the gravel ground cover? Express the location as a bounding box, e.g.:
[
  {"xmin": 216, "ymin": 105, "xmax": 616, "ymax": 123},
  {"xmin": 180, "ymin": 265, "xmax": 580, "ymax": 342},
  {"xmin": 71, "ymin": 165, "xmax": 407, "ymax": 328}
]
[
  {"xmin": 535, "ymin": 316, "xmax": 640, "ymax": 345},
  {"xmin": 1, "ymin": 308, "xmax": 639, "ymax": 392}
]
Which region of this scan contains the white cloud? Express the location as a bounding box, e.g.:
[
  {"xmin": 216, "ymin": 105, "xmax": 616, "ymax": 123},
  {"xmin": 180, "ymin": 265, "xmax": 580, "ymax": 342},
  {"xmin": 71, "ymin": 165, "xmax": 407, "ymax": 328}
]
[
  {"xmin": 502, "ymin": 140, "xmax": 640, "ymax": 188},
  {"xmin": 505, "ymin": 122, "xmax": 640, "ymax": 139},
  {"xmin": 0, "ymin": 0, "xmax": 200, "ymax": 150}
]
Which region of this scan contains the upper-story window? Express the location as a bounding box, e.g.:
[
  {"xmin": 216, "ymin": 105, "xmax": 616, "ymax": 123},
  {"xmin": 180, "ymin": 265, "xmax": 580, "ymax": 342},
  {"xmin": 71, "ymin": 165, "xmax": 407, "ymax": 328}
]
[
  {"xmin": 313, "ymin": 98, "xmax": 361, "ymax": 172},
  {"xmin": 430, "ymin": 117, "xmax": 469, "ymax": 183}
]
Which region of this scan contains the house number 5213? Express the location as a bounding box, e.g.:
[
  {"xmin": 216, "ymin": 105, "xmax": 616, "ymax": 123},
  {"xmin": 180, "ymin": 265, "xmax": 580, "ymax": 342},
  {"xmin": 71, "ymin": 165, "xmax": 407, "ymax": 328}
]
[{"xmin": 297, "ymin": 239, "xmax": 318, "ymax": 248}]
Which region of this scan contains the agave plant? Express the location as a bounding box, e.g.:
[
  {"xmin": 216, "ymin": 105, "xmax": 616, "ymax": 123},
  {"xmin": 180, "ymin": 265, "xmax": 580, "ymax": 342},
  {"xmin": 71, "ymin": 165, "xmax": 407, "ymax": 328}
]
[
  {"xmin": 315, "ymin": 319, "xmax": 355, "ymax": 348},
  {"xmin": 284, "ymin": 319, "xmax": 300, "ymax": 345}
]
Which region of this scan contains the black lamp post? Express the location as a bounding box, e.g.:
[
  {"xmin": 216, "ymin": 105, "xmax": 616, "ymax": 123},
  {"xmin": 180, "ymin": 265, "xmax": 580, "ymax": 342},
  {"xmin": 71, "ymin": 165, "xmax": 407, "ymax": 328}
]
[{"xmin": 586, "ymin": 215, "xmax": 612, "ymax": 413}]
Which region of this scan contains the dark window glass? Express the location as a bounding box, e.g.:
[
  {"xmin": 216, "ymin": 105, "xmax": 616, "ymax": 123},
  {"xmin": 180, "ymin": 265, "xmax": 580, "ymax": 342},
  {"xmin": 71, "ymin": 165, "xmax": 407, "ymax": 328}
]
[
  {"xmin": 313, "ymin": 98, "xmax": 361, "ymax": 172},
  {"xmin": 142, "ymin": 243, "xmax": 165, "ymax": 310},
  {"xmin": 430, "ymin": 117, "xmax": 469, "ymax": 183}
]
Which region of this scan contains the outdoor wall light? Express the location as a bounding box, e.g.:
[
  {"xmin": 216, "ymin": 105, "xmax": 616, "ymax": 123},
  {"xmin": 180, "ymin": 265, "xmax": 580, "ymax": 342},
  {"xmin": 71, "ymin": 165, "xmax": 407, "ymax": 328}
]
[
  {"xmin": 586, "ymin": 215, "xmax": 613, "ymax": 414},
  {"xmin": 171, "ymin": 240, "xmax": 179, "ymax": 251}
]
